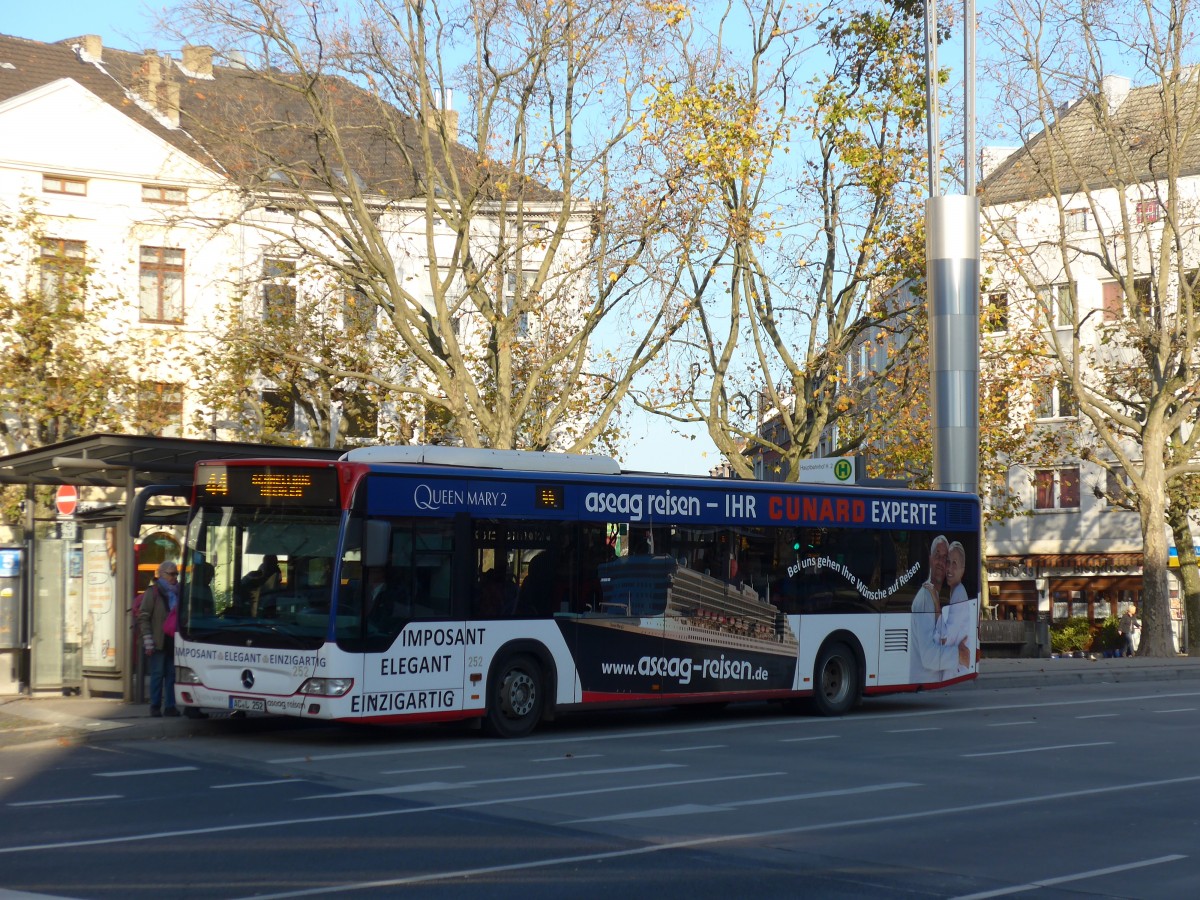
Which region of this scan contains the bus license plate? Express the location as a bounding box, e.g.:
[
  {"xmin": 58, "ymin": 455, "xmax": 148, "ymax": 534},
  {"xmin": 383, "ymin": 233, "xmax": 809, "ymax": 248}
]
[{"xmin": 229, "ymin": 696, "xmax": 266, "ymax": 712}]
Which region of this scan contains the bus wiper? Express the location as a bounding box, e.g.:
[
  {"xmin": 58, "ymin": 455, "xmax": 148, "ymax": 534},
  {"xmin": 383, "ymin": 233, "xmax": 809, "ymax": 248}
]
[{"xmin": 236, "ymin": 622, "xmax": 312, "ymax": 647}]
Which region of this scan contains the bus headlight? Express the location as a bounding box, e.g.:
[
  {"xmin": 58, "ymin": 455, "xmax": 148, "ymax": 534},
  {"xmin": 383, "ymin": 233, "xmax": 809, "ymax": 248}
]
[
  {"xmin": 299, "ymin": 677, "xmax": 354, "ymax": 697},
  {"xmin": 176, "ymin": 666, "xmax": 201, "ymax": 684}
]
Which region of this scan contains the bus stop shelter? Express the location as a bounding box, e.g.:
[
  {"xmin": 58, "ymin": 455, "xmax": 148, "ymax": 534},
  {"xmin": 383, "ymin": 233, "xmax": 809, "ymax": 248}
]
[{"xmin": 0, "ymin": 434, "xmax": 343, "ymax": 700}]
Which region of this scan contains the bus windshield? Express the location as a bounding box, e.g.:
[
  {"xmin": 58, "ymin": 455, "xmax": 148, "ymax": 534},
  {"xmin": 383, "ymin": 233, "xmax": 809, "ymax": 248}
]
[{"xmin": 181, "ymin": 504, "xmax": 343, "ymax": 650}]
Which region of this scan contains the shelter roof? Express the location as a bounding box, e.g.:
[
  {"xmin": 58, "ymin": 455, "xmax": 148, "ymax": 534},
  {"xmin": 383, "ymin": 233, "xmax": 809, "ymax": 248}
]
[{"xmin": 0, "ymin": 433, "xmax": 343, "ymax": 489}]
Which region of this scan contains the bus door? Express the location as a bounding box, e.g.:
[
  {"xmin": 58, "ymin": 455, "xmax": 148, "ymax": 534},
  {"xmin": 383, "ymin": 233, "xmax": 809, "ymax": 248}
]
[{"xmin": 356, "ymin": 518, "xmax": 466, "ymax": 719}]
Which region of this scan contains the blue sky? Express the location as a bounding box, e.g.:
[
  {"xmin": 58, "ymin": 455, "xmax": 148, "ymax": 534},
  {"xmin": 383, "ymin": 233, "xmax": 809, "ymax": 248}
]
[
  {"xmin": 4, "ymin": 2, "xmax": 163, "ymax": 48},
  {"xmin": 4, "ymin": 1, "xmax": 721, "ymax": 474}
]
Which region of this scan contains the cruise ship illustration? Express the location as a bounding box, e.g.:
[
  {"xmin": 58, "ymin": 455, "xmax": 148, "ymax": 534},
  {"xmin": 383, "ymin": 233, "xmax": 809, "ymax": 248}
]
[{"xmin": 585, "ymin": 555, "xmax": 799, "ymax": 657}]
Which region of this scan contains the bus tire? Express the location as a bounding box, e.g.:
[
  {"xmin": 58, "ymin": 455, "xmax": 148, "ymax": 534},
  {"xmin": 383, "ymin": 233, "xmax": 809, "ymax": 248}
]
[
  {"xmin": 812, "ymin": 642, "xmax": 859, "ymax": 716},
  {"xmin": 483, "ymin": 654, "xmax": 544, "ymax": 738}
]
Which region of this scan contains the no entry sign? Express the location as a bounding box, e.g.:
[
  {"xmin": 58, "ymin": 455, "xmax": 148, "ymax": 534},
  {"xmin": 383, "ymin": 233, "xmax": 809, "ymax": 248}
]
[{"xmin": 55, "ymin": 485, "xmax": 78, "ymax": 517}]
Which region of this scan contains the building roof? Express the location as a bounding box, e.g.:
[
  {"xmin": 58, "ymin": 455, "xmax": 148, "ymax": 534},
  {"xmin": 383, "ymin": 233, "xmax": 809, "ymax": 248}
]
[
  {"xmin": 980, "ymin": 78, "xmax": 1200, "ymax": 206},
  {"xmin": 0, "ymin": 32, "xmax": 561, "ymax": 203},
  {"xmin": 0, "ymin": 33, "xmax": 207, "ymax": 162}
]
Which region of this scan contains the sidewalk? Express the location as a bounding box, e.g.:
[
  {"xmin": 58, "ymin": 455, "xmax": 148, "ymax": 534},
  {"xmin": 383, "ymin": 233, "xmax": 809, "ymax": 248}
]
[{"xmin": 1, "ymin": 655, "xmax": 1198, "ymax": 750}]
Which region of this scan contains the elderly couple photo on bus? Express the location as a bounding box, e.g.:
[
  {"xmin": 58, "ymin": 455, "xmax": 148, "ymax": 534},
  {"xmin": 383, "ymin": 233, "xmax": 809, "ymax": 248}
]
[{"xmin": 910, "ymin": 534, "xmax": 976, "ymax": 683}]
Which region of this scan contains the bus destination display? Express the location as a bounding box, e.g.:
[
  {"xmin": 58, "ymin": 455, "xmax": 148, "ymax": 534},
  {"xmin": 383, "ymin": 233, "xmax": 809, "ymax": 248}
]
[{"xmin": 196, "ymin": 465, "xmax": 340, "ymax": 508}]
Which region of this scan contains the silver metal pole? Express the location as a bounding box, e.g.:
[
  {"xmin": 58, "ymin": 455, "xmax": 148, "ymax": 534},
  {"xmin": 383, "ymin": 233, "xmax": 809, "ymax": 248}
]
[
  {"xmin": 927, "ymin": 194, "xmax": 980, "ymax": 494},
  {"xmin": 965, "ymin": 0, "xmax": 976, "ymax": 195},
  {"xmin": 926, "ymin": 0, "xmax": 941, "ymax": 196}
]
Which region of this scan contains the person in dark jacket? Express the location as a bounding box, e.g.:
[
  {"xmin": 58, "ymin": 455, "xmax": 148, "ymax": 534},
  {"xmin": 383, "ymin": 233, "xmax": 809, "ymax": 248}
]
[
  {"xmin": 1119, "ymin": 606, "xmax": 1139, "ymax": 658},
  {"xmin": 138, "ymin": 561, "xmax": 180, "ymax": 717}
]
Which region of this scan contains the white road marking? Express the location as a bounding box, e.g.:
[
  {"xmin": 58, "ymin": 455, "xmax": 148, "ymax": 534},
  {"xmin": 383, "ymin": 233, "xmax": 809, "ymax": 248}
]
[
  {"xmin": 660, "ymin": 745, "xmax": 726, "ymax": 753},
  {"xmin": 299, "ymin": 764, "xmax": 683, "ymax": 799},
  {"xmin": 1074, "ymin": 713, "xmax": 1118, "ymax": 719},
  {"xmin": 1154, "ymin": 708, "xmax": 1196, "ymax": 713},
  {"xmin": 986, "ymin": 721, "xmax": 1036, "ymax": 727},
  {"xmin": 94, "ymin": 766, "xmax": 197, "ymax": 778},
  {"xmin": 377, "ymin": 765, "xmax": 465, "ymax": 776},
  {"xmin": 570, "ymin": 781, "xmax": 919, "ymax": 822},
  {"xmin": 780, "ymin": 735, "xmax": 839, "ymax": 743},
  {"xmin": 211, "ymin": 779, "xmax": 303, "ymax": 790},
  {"xmin": 887, "ymin": 727, "xmax": 942, "ymax": 733},
  {"xmin": 265, "ymin": 690, "xmax": 1200, "ymax": 764},
  {"xmin": 529, "ymin": 754, "xmax": 603, "ymax": 763},
  {"xmin": 8, "ymin": 795, "xmax": 123, "ymax": 808},
  {"xmin": 963, "ymin": 741, "xmax": 1112, "ymax": 758},
  {"xmin": 949, "ymin": 853, "xmax": 1186, "ymax": 899},
  {"xmin": 0, "ymin": 771, "xmax": 781, "ymax": 854},
  {"xmin": 223, "ymin": 776, "xmax": 1200, "ymax": 898}
]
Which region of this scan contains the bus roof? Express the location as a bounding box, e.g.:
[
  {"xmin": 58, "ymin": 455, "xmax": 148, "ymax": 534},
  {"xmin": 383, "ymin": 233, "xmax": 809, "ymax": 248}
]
[{"xmin": 341, "ymin": 445, "xmax": 622, "ymax": 476}]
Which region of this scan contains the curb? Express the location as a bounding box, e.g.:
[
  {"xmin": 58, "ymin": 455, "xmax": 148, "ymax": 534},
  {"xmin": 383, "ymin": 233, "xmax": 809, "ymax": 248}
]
[{"xmin": 972, "ymin": 661, "xmax": 1200, "ymax": 690}]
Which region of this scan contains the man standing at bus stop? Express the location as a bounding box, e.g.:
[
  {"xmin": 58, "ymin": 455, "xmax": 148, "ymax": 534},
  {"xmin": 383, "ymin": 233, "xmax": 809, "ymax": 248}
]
[{"xmin": 138, "ymin": 561, "xmax": 180, "ymax": 717}]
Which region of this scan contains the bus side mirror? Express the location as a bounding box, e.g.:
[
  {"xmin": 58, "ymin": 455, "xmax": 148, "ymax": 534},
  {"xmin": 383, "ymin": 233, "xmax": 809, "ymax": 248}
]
[{"xmin": 363, "ymin": 520, "xmax": 391, "ymax": 568}]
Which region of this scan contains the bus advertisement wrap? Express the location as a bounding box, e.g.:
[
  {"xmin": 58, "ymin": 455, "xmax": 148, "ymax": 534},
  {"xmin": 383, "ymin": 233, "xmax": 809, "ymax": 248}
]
[{"xmin": 175, "ymin": 448, "xmax": 981, "ymax": 736}]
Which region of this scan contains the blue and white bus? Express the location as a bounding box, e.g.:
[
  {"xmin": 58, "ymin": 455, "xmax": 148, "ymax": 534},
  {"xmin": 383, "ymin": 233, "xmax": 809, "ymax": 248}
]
[{"xmin": 173, "ymin": 446, "xmax": 980, "ymax": 737}]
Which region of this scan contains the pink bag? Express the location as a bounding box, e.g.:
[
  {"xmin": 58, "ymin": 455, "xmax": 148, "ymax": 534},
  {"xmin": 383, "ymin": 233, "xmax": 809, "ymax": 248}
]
[{"xmin": 163, "ymin": 605, "xmax": 178, "ymax": 636}]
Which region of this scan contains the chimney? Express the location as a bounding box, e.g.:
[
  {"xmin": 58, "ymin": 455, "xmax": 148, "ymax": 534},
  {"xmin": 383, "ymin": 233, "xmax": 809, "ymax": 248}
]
[
  {"xmin": 431, "ymin": 89, "xmax": 458, "ymax": 144},
  {"xmin": 181, "ymin": 44, "xmax": 213, "ymax": 79},
  {"xmin": 1101, "ymin": 74, "xmax": 1131, "ymax": 114},
  {"xmin": 159, "ymin": 78, "xmax": 181, "ymax": 127},
  {"xmin": 981, "ymin": 145, "xmax": 1018, "ymax": 179},
  {"xmin": 79, "ymin": 34, "xmax": 102, "ymax": 62},
  {"xmin": 134, "ymin": 50, "xmax": 162, "ymax": 108}
]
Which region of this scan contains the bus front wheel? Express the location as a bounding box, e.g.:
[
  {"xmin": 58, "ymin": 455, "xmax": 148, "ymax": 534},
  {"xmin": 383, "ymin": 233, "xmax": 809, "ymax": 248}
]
[
  {"xmin": 812, "ymin": 643, "xmax": 859, "ymax": 716},
  {"xmin": 483, "ymin": 654, "xmax": 544, "ymax": 738}
]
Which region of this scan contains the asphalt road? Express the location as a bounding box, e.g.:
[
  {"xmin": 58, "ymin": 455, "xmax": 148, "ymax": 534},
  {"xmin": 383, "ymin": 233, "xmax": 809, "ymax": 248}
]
[{"xmin": 1, "ymin": 678, "xmax": 1199, "ymax": 899}]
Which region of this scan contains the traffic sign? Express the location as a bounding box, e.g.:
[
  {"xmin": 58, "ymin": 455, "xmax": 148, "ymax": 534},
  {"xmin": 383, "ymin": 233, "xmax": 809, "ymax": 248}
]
[
  {"xmin": 795, "ymin": 457, "xmax": 857, "ymax": 485},
  {"xmin": 55, "ymin": 485, "xmax": 78, "ymax": 517}
]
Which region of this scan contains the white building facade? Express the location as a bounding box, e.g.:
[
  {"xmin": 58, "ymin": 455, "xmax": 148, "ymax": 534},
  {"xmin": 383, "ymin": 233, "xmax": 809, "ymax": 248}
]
[{"xmin": 979, "ymin": 78, "xmax": 1198, "ymax": 647}]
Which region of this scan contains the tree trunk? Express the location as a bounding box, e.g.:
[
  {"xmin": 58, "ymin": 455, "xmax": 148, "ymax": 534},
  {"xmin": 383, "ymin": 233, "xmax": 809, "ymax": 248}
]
[
  {"xmin": 1168, "ymin": 501, "xmax": 1199, "ymax": 655},
  {"xmin": 1139, "ymin": 488, "xmax": 1176, "ymax": 656}
]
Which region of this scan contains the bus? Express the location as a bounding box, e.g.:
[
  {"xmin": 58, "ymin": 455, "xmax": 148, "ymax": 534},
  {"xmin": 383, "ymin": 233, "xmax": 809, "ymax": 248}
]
[{"xmin": 172, "ymin": 446, "xmax": 980, "ymax": 737}]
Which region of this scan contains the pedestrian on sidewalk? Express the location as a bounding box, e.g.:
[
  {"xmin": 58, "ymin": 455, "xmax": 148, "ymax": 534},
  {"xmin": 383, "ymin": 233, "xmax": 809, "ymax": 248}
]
[
  {"xmin": 138, "ymin": 561, "xmax": 181, "ymax": 717},
  {"xmin": 1119, "ymin": 605, "xmax": 1139, "ymax": 658}
]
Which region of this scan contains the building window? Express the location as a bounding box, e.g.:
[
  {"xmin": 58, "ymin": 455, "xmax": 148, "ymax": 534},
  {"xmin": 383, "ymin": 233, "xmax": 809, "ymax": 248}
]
[
  {"xmin": 261, "ymin": 390, "xmax": 295, "ymax": 431},
  {"xmin": 984, "ymin": 291, "xmax": 1008, "ymax": 332},
  {"xmin": 1135, "ymin": 199, "xmax": 1162, "ymax": 225},
  {"xmin": 38, "ymin": 239, "xmax": 86, "ymax": 311},
  {"xmin": 1103, "ymin": 466, "xmax": 1131, "ymax": 509},
  {"xmin": 42, "ymin": 174, "xmax": 86, "ymax": 196},
  {"xmin": 993, "ymin": 216, "xmax": 1018, "ymax": 246},
  {"xmin": 141, "ymin": 184, "xmax": 187, "ymax": 204},
  {"xmin": 263, "ymin": 257, "xmax": 297, "ymax": 319},
  {"xmin": 504, "ymin": 269, "xmax": 536, "ymax": 337},
  {"xmin": 1035, "ymin": 467, "xmax": 1080, "ymax": 510},
  {"xmin": 342, "ymin": 286, "xmax": 375, "ymax": 337},
  {"xmin": 1101, "ymin": 281, "xmax": 1122, "ymax": 322},
  {"xmin": 1065, "ymin": 208, "xmax": 1090, "ymax": 232},
  {"xmin": 135, "ymin": 382, "xmax": 184, "ymax": 436},
  {"xmin": 1035, "ymin": 283, "xmax": 1073, "ymax": 328},
  {"xmin": 1035, "ymin": 379, "xmax": 1076, "ymax": 419},
  {"xmin": 1102, "ymin": 276, "xmax": 1153, "ymax": 321},
  {"xmin": 341, "ymin": 393, "xmax": 378, "ymax": 440},
  {"xmin": 138, "ymin": 246, "xmax": 184, "ymax": 323}
]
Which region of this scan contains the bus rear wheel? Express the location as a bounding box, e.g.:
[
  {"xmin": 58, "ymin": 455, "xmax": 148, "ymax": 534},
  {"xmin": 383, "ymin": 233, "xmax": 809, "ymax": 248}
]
[
  {"xmin": 483, "ymin": 654, "xmax": 544, "ymax": 738},
  {"xmin": 812, "ymin": 642, "xmax": 859, "ymax": 716}
]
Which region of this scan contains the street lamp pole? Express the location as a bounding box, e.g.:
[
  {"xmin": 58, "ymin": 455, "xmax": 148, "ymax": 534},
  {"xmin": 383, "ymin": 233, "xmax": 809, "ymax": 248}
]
[{"xmin": 926, "ymin": 0, "xmax": 980, "ymax": 495}]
